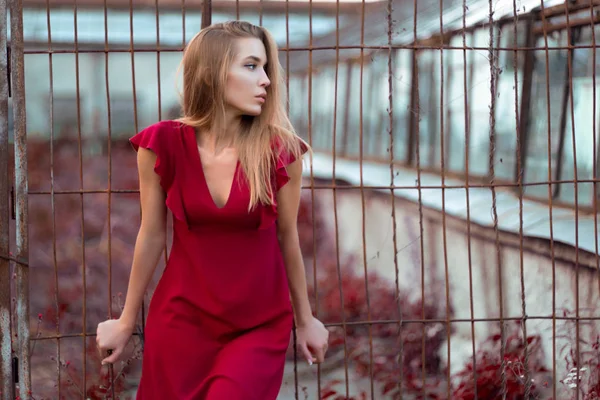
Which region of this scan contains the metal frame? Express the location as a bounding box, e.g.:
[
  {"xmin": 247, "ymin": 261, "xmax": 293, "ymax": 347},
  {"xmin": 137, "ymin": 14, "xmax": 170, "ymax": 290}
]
[{"xmin": 3, "ymin": 1, "xmax": 600, "ymax": 399}]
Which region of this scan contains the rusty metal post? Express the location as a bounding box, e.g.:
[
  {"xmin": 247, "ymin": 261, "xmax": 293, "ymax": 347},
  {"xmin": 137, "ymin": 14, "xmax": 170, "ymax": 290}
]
[
  {"xmin": 202, "ymin": 0, "xmax": 212, "ymax": 29},
  {"xmin": 0, "ymin": 0, "xmax": 11, "ymax": 397},
  {"xmin": 10, "ymin": 0, "xmax": 30, "ymax": 398},
  {"xmin": 406, "ymin": 47, "xmax": 417, "ymax": 165},
  {"xmin": 515, "ymin": 19, "xmax": 535, "ymax": 183}
]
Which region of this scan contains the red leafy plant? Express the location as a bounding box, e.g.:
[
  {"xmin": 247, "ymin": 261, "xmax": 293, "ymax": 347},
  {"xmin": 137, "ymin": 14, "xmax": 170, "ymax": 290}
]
[
  {"xmin": 451, "ymin": 321, "xmax": 550, "ymax": 400},
  {"xmin": 22, "ymin": 140, "xmax": 561, "ymax": 400},
  {"xmin": 557, "ymin": 308, "xmax": 600, "ymax": 400},
  {"xmin": 561, "ymin": 337, "xmax": 600, "ymax": 400},
  {"xmin": 24, "ymin": 140, "xmax": 339, "ymax": 399},
  {"xmin": 54, "ymin": 335, "xmax": 141, "ymax": 400},
  {"xmin": 304, "ymin": 252, "xmax": 451, "ymax": 399},
  {"xmin": 320, "ymin": 379, "xmax": 367, "ymax": 400},
  {"xmin": 23, "ymin": 140, "xmax": 151, "ymax": 399}
]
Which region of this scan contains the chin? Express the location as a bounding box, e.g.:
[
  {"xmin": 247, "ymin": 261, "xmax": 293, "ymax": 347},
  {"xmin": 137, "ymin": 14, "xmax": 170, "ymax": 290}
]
[{"xmin": 242, "ymin": 107, "xmax": 263, "ymax": 117}]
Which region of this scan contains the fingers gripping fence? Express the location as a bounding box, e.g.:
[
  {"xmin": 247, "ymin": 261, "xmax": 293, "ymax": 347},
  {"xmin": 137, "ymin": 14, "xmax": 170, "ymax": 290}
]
[{"xmin": 2, "ymin": 0, "xmax": 600, "ymax": 399}]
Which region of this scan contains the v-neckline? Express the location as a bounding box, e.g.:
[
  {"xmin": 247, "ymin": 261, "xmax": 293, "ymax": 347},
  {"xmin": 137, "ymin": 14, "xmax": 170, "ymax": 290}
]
[{"xmin": 187, "ymin": 125, "xmax": 239, "ymax": 210}]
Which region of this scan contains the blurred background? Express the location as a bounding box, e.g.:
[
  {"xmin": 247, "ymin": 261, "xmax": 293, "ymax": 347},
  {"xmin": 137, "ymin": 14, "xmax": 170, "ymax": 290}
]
[{"xmin": 3, "ymin": 0, "xmax": 600, "ymax": 399}]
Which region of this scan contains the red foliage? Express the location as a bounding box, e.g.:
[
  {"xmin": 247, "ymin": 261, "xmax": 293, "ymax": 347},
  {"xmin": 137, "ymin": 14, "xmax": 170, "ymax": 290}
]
[
  {"xmin": 25, "ymin": 140, "xmax": 453, "ymax": 399},
  {"xmin": 561, "ymin": 330, "xmax": 600, "ymax": 399},
  {"xmin": 25, "ymin": 140, "xmax": 151, "ymax": 399},
  {"xmin": 21, "ymin": 139, "xmax": 570, "ymax": 400},
  {"xmin": 451, "ymin": 322, "xmax": 549, "ymax": 400},
  {"xmin": 305, "ymin": 253, "xmax": 450, "ymax": 399},
  {"xmin": 321, "ymin": 380, "xmax": 367, "ymax": 400},
  {"xmin": 54, "ymin": 338, "xmax": 138, "ymax": 399}
]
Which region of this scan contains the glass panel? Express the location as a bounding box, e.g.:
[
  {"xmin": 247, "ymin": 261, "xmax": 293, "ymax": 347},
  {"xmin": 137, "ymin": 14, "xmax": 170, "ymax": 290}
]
[
  {"xmin": 494, "ymin": 22, "xmax": 526, "ymax": 181},
  {"xmin": 468, "ymin": 28, "xmax": 495, "ymax": 177},
  {"xmin": 359, "ymin": 60, "xmax": 374, "ymax": 157},
  {"xmin": 523, "ymin": 31, "xmax": 568, "ymax": 199},
  {"xmin": 556, "ymin": 25, "xmax": 600, "ymax": 207},
  {"xmin": 447, "ymin": 33, "xmax": 473, "ymax": 173},
  {"xmin": 322, "ymin": 66, "xmax": 337, "ymax": 152},
  {"xmin": 414, "ymin": 49, "xmax": 438, "ymax": 168},
  {"xmin": 52, "ymin": 95, "xmax": 82, "ymax": 139},
  {"xmin": 393, "ymin": 49, "xmax": 411, "ymax": 163},
  {"xmin": 366, "ymin": 54, "xmax": 388, "ymax": 159},
  {"xmin": 333, "ymin": 61, "xmax": 348, "ymax": 156},
  {"xmin": 346, "ymin": 63, "xmax": 362, "ymax": 158}
]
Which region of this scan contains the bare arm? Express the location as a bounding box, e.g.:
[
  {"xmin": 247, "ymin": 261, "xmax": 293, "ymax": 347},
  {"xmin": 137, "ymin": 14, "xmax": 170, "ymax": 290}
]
[
  {"xmin": 276, "ymin": 155, "xmax": 329, "ymax": 364},
  {"xmin": 120, "ymin": 147, "xmax": 168, "ymax": 329},
  {"xmin": 276, "ymin": 156, "xmax": 313, "ymax": 328},
  {"xmin": 96, "ymin": 147, "xmax": 167, "ymax": 364}
]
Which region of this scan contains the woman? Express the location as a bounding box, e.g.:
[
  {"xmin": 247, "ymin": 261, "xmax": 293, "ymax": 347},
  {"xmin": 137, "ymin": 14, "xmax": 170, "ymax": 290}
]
[{"xmin": 96, "ymin": 20, "xmax": 329, "ymax": 399}]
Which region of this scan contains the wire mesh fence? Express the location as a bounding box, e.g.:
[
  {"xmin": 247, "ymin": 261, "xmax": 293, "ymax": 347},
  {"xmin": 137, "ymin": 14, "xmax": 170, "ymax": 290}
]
[{"xmin": 2, "ymin": 0, "xmax": 600, "ymax": 399}]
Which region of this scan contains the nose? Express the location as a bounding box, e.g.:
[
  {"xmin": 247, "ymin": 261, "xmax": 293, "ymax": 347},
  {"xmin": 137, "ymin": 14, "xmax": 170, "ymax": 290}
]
[{"xmin": 259, "ymin": 69, "xmax": 270, "ymax": 88}]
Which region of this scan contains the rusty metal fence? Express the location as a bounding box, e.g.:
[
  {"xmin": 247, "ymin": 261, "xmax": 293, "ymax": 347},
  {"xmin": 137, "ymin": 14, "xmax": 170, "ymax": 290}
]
[
  {"xmin": 2, "ymin": 0, "xmax": 28, "ymax": 399},
  {"xmin": 2, "ymin": 0, "xmax": 600, "ymax": 399}
]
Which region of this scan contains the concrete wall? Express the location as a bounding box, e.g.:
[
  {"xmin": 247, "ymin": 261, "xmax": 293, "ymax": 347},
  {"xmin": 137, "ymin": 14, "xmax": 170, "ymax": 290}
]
[{"xmin": 311, "ymin": 182, "xmax": 600, "ymax": 397}]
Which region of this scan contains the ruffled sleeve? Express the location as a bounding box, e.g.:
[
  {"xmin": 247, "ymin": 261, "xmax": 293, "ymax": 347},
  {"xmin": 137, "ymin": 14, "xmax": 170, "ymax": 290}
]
[
  {"xmin": 129, "ymin": 123, "xmax": 174, "ymax": 192},
  {"xmin": 129, "ymin": 122, "xmax": 187, "ymax": 225},
  {"xmin": 274, "ymin": 137, "xmax": 309, "ymax": 192}
]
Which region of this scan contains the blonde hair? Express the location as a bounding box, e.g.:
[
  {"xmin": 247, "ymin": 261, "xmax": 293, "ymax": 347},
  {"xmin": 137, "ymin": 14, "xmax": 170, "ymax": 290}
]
[{"xmin": 177, "ymin": 20, "xmax": 308, "ymax": 210}]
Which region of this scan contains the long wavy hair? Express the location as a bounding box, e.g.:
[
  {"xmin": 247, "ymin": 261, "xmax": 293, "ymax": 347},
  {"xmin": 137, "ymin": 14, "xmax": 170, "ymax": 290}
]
[{"xmin": 177, "ymin": 20, "xmax": 308, "ymax": 210}]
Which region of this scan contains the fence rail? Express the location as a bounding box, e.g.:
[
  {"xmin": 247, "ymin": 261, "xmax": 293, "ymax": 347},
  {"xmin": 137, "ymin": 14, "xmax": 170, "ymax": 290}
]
[{"xmin": 2, "ymin": 0, "xmax": 600, "ymax": 399}]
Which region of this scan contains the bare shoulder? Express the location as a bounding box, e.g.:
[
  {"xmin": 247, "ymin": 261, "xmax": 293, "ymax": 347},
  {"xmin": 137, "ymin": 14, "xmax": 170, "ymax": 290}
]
[
  {"xmin": 284, "ymin": 155, "xmax": 304, "ymax": 180},
  {"xmin": 137, "ymin": 147, "xmax": 159, "ymax": 178}
]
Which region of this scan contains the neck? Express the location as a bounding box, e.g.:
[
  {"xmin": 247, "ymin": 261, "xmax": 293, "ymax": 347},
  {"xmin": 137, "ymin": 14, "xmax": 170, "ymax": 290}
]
[{"xmin": 197, "ymin": 111, "xmax": 241, "ymax": 154}]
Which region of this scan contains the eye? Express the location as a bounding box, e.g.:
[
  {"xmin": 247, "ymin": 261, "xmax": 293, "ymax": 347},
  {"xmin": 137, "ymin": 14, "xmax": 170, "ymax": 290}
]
[{"xmin": 245, "ymin": 63, "xmax": 257, "ymax": 70}]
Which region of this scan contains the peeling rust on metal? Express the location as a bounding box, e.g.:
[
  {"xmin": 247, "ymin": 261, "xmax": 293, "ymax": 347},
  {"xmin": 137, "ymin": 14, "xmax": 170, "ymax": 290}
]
[
  {"xmin": 0, "ymin": 0, "xmax": 12, "ymax": 397},
  {"xmin": 10, "ymin": 0, "xmax": 30, "ymax": 398}
]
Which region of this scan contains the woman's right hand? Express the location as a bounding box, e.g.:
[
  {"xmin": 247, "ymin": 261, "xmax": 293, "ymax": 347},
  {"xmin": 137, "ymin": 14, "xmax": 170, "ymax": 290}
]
[{"xmin": 96, "ymin": 318, "xmax": 134, "ymax": 365}]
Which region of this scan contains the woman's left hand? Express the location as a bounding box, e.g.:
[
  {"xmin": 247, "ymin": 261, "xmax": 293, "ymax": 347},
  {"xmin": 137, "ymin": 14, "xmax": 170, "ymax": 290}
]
[{"xmin": 295, "ymin": 316, "xmax": 329, "ymax": 365}]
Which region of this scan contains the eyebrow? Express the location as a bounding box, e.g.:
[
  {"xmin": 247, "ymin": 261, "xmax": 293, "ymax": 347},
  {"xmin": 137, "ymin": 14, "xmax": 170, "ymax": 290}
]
[{"xmin": 244, "ymin": 55, "xmax": 265, "ymax": 64}]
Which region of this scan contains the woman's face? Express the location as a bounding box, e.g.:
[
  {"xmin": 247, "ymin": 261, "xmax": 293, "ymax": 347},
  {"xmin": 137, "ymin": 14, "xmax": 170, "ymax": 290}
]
[{"xmin": 224, "ymin": 37, "xmax": 271, "ymax": 118}]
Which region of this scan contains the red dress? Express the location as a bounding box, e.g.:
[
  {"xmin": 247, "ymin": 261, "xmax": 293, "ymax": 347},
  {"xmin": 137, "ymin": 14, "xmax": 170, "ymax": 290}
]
[{"xmin": 129, "ymin": 120, "xmax": 305, "ymax": 399}]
